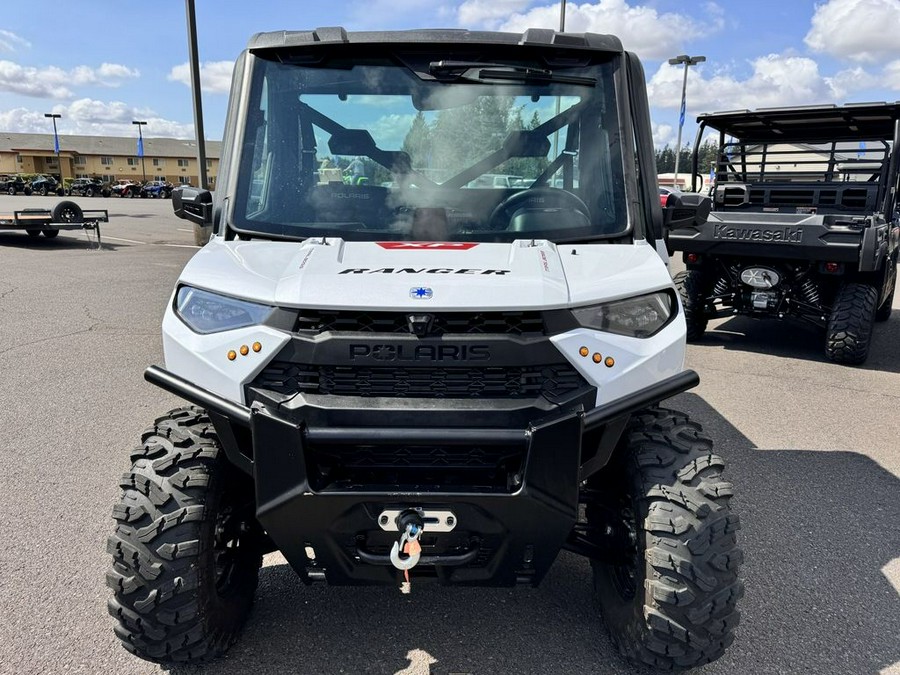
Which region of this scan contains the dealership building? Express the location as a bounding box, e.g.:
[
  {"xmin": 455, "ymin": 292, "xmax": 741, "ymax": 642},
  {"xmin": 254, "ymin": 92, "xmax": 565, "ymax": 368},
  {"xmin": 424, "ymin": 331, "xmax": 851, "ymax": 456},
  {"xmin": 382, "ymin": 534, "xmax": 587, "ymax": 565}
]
[{"xmin": 0, "ymin": 133, "xmax": 221, "ymax": 186}]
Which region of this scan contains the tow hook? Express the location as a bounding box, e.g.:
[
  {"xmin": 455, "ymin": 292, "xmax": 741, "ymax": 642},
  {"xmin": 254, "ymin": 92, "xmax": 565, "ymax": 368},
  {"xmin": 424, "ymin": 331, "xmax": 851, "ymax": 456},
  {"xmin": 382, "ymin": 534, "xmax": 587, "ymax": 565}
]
[{"xmin": 389, "ymin": 510, "xmax": 425, "ymax": 571}]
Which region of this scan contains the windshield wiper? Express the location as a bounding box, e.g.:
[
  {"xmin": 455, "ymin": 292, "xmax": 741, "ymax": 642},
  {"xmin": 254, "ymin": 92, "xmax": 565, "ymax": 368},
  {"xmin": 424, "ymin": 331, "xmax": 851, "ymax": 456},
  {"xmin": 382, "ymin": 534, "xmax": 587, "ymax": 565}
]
[{"xmin": 428, "ymin": 60, "xmax": 595, "ymax": 86}]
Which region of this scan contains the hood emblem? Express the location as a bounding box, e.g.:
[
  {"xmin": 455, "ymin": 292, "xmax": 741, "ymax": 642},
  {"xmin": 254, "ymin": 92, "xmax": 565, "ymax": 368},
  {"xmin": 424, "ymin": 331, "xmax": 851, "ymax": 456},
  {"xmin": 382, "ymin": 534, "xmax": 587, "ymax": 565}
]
[{"xmin": 410, "ymin": 287, "xmax": 433, "ymax": 300}]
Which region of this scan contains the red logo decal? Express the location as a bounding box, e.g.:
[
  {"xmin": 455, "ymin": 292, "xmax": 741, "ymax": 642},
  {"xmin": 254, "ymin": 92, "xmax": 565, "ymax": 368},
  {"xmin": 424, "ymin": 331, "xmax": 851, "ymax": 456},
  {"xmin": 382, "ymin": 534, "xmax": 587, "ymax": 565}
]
[{"xmin": 376, "ymin": 242, "xmax": 479, "ymax": 250}]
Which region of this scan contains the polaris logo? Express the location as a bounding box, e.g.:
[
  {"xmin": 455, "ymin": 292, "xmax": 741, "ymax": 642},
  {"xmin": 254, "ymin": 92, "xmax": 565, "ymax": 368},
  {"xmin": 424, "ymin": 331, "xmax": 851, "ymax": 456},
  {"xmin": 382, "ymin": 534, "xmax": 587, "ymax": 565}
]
[
  {"xmin": 349, "ymin": 344, "xmax": 491, "ymax": 361},
  {"xmin": 339, "ymin": 268, "xmax": 510, "ymax": 275},
  {"xmin": 713, "ymin": 224, "xmax": 802, "ymax": 243}
]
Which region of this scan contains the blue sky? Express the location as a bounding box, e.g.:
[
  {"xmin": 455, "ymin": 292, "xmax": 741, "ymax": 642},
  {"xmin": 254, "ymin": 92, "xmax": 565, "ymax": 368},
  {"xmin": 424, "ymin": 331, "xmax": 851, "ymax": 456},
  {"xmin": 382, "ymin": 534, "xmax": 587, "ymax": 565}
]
[{"xmin": 1, "ymin": 0, "xmax": 899, "ymax": 148}]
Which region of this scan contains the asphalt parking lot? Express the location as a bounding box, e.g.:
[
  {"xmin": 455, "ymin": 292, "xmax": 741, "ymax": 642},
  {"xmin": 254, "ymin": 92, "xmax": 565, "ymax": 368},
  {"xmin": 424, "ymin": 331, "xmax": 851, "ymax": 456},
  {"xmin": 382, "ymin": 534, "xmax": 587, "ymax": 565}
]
[{"xmin": 0, "ymin": 194, "xmax": 897, "ymax": 675}]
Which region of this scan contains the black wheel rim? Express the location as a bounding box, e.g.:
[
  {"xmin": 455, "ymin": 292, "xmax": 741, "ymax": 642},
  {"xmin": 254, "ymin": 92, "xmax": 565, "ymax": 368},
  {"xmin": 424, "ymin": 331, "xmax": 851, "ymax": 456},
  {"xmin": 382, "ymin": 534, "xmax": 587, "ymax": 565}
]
[
  {"xmin": 212, "ymin": 504, "xmax": 251, "ymax": 595},
  {"xmin": 59, "ymin": 208, "xmax": 77, "ymax": 222},
  {"xmin": 609, "ymin": 500, "xmax": 641, "ymax": 600}
]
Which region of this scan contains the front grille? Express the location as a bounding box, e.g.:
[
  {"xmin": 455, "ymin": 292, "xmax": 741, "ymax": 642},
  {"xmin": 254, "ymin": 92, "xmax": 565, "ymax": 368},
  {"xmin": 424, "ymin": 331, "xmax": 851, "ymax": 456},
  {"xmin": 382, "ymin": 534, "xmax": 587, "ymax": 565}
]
[
  {"xmin": 253, "ymin": 361, "xmax": 586, "ymax": 400},
  {"xmin": 306, "ymin": 442, "xmax": 524, "ymax": 491},
  {"xmin": 295, "ymin": 310, "xmax": 546, "ymax": 336}
]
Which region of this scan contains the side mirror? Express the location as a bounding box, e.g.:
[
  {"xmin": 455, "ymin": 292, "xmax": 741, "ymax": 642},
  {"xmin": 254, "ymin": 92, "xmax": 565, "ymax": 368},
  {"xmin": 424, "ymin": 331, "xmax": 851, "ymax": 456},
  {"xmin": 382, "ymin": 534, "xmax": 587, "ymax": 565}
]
[
  {"xmin": 173, "ymin": 186, "xmax": 213, "ymax": 225},
  {"xmin": 662, "ymin": 192, "xmax": 711, "ymax": 229}
]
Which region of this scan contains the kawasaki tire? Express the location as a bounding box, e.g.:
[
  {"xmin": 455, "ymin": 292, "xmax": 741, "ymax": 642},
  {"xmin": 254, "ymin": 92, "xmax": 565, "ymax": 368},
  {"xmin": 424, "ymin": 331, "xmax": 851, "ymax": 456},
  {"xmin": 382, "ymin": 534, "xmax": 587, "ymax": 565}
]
[
  {"xmin": 107, "ymin": 407, "xmax": 261, "ymax": 663},
  {"xmin": 825, "ymin": 282, "xmax": 877, "ymax": 364},
  {"xmin": 673, "ymin": 270, "xmax": 709, "ymax": 341},
  {"xmin": 587, "ymin": 407, "xmax": 743, "ymax": 671}
]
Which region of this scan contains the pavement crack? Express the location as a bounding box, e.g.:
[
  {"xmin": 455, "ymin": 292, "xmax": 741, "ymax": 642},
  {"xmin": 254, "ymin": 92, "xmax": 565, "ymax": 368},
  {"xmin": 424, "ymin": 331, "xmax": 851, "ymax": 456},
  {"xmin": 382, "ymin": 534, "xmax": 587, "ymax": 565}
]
[
  {"xmin": 0, "ymin": 322, "xmax": 103, "ymax": 357},
  {"xmin": 0, "ymin": 285, "xmax": 18, "ymax": 301}
]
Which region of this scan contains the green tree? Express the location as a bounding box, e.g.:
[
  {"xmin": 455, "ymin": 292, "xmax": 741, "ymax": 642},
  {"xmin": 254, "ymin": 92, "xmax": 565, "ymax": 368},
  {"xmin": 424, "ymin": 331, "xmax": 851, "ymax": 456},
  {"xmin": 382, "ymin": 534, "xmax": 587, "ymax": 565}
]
[{"xmin": 401, "ymin": 111, "xmax": 432, "ymax": 170}]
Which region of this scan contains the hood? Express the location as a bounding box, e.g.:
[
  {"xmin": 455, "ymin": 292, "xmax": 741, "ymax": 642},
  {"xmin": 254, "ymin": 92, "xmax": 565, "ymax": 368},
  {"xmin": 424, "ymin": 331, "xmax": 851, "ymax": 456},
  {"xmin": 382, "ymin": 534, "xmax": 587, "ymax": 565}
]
[{"xmin": 178, "ymin": 238, "xmax": 671, "ymax": 310}]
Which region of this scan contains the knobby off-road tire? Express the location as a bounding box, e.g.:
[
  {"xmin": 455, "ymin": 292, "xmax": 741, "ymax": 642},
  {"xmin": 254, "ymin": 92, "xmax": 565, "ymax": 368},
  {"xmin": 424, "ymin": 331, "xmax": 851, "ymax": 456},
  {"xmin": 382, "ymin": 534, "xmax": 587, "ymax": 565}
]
[
  {"xmin": 107, "ymin": 407, "xmax": 262, "ymax": 664},
  {"xmin": 673, "ymin": 270, "xmax": 709, "ymax": 341},
  {"xmin": 825, "ymin": 282, "xmax": 878, "ymax": 364},
  {"xmin": 587, "ymin": 407, "xmax": 743, "ymax": 671}
]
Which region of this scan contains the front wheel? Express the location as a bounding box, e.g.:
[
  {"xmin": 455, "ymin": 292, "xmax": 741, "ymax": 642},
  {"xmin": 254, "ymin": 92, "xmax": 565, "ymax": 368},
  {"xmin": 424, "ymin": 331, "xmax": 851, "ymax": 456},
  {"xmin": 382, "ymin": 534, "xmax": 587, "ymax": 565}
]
[
  {"xmin": 107, "ymin": 407, "xmax": 261, "ymax": 664},
  {"xmin": 825, "ymin": 282, "xmax": 878, "ymax": 364},
  {"xmin": 586, "ymin": 408, "xmax": 743, "ymax": 670},
  {"xmin": 7, "ymin": 186, "xmax": 15, "ymax": 195},
  {"xmin": 673, "ymin": 270, "xmax": 709, "ymax": 341},
  {"xmin": 39, "ymin": 186, "xmax": 48, "ymax": 196}
]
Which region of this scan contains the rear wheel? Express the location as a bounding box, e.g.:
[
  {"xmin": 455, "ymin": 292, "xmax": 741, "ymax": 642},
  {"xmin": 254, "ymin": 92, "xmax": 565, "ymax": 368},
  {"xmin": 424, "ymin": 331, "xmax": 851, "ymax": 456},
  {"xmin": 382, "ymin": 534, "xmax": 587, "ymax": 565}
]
[
  {"xmin": 39, "ymin": 186, "xmax": 48, "ymax": 196},
  {"xmin": 85, "ymin": 187, "xmax": 95, "ymax": 198},
  {"xmin": 673, "ymin": 270, "xmax": 709, "ymax": 341},
  {"xmin": 825, "ymin": 282, "xmax": 878, "ymax": 364},
  {"xmin": 23, "ymin": 186, "xmax": 32, "ymax": 196},
  {"xmin": 107, "ymin": 407, "xmax": 261, "ymax": 664},
  {"xmin": 586, "ymin": 408, "xmax": 743, "ymax": 671}
]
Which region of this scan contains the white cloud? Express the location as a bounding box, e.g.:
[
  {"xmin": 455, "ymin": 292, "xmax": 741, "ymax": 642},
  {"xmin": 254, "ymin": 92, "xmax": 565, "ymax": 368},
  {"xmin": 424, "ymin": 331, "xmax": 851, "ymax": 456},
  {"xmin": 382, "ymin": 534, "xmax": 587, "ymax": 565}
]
[
  {"xmin": 0, "ymin": 29, "xmax": 30, "ymax": 53},
  {"xmin": 168, "ymin": 61, "xmax": 234, "ymax": 94},
  {"xmin": 369, "ymin": 113, "xmax": 418, "ymax": 148},
  {"xmin": 458, "ymin": 0, "xmax": 532, "ymax": 25},
  {"xmin": 885, "ymin": 60, "xmax": 900, "ymax": 89},
  {"xmin": 805, "ymin": 0, "xmax": 900, "ymax": 63},
  {"xmin": 647, "ymin": 54, "xmax": 877, "ymax": 115},
  {"xmin": 0, "ymin": 99, "xmax": 193, "ymax": 138},
  {"xmin": 476, "ymin": 0, "xmax": 717, "ymax": 60},
  {"xmin": 0, "ymin": 60, "xmax": 138, "ymax": 98},
  {"xmin": 651, "ymin": 121, "xmax": 675, "ymax": 148}
]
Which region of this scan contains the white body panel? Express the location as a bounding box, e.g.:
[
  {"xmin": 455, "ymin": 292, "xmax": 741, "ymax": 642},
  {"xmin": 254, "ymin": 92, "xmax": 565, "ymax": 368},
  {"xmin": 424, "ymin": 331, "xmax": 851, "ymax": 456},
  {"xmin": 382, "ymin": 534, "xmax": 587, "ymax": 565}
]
[{"xmin": 163, "ymin": 236, "xmax": 686, "ymax": 405}]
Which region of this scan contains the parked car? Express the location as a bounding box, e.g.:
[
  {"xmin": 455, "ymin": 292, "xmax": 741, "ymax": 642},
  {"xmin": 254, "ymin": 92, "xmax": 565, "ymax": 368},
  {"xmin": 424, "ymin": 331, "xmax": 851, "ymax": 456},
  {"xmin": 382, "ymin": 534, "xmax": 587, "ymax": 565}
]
[
  {"xmin": 68, "ymin": 177, "xmax": 111, "ymax": 198},
  {"xmin": 31, "ymin": 174, "xmax": 64, "ymax": 196},
  {"xmin": 139, "ymin": 180, "xmax": 172, "ymax": 199},
  {"xmin": 0, "ymin": 174, "xmax": 27, "ymax": 195},
  {"xmin": 111, "ymin": 180, "xmax": 141, "ymax": 198},
  {"xmin": 658, "ymin": 185, "xmax": 682, "ymax": 208}
]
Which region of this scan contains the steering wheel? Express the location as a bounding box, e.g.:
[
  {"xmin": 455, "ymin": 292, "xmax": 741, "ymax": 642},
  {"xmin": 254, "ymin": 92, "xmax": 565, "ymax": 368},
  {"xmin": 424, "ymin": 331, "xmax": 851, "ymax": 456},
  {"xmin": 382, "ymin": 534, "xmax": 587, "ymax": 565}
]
[{"xmin": 487, "ymin": 187, "xmax": 590, "ymax": 230}]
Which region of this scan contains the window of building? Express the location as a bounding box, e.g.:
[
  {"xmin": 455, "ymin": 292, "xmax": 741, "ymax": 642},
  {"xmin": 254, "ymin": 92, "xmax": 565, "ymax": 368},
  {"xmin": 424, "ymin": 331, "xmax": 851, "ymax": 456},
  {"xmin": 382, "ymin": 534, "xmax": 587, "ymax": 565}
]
[
  {"xmin": 76, "ymin": 173, "xmax": 89, "ymax": 179},
  {"xmin": 152, "ymin": 158, "xmax": 164, "ymax": 167},
  {"xmin": 178, "ymin": 176, "xmax": 192, "ymax": 185},
  {"xmin": 177, "ymin": 159, "xmax": 189, "ymax": 168},
  {"xmin": 154, "ymin": 175, "xmax": 167, "ymax": 182},
  {"xmin": 100, "ymin": 156, "xmax": 113, "ymax": 165},
  {"xmin": 15, "ymin": 154, "xmax": 22, "ymax": 163},
  {"xmin": 74, "ymin": 156, "xmax": 86, "ymax": 166},
  {"xmin": 46, "ymin": 159, "xmax": 58, "ymax": 168},
  {"xmin": 127, "ymin": 158, "xmax": 140, "ymax": 166},
  {"xmin": 206, "ymin": 159, "xmax": 213, "ymax": 168},
  {"xmin": 102, "ymin": 174, "xmax": 114, "ymax": 183}
]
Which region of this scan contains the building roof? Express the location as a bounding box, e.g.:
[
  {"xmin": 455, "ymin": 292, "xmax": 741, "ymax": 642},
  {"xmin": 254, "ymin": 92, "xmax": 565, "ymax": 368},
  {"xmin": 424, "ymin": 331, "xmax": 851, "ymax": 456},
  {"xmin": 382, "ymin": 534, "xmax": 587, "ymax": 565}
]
[{"xmin": 0, "ymin": 132, "xmax": 221, "ymax": 159}]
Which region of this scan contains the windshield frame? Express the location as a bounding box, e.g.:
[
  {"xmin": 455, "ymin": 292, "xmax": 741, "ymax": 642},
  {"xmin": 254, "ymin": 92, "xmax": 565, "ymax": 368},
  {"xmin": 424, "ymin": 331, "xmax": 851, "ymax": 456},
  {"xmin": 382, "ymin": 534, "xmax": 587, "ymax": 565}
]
[{"xmin": 221, "ymin": 45, "xmax": 642, "ymax": 245}]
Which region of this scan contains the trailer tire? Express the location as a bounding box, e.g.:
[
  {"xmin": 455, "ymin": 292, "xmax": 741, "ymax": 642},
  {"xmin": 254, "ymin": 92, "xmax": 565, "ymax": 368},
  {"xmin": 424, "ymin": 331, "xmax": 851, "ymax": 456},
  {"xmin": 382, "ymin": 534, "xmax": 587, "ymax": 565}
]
[
  {"xmin": 587, "ymin": 407, "xmax": 743, "ymax": 671},
  {"xmin": 52, "ymin": 200, "xmax": 83, "ymax": 223},
  {"xmin": 674, "ymin": 270, "xmax": 709, "ymax": 341},
  {"xmin": 825, "ymin": 282, "xmax": 877, "ymax": 364},
  {"xmin": 26, "ymin": 229, "xmax": 40, "ymax": 238},
  {"xmin": 107, "ymin": 407, "xmax": 261, "ymax": 664},
  {"xmin": 41, "ymin": 229, "xmax": 59, "ymax": 238}
]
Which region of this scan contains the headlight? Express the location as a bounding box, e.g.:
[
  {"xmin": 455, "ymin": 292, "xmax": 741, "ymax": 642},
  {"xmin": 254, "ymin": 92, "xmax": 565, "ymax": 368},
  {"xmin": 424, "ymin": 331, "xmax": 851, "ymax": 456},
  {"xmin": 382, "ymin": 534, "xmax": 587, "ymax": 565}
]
[
  {"xmin": 175, "ymin": 286, "xmax": 273, "ymax": 334},
  {"xmin": 572, "ymin": 291, "xmax": 674, "ymax": 338}
]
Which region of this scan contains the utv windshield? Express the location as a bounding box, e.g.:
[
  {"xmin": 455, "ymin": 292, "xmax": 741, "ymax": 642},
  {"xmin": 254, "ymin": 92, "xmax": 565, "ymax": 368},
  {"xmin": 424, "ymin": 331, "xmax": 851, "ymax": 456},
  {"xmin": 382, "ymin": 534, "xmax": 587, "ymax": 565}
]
[{"xmin": 232, "ymin": 50, "xmax": 627, "ymax": 242}]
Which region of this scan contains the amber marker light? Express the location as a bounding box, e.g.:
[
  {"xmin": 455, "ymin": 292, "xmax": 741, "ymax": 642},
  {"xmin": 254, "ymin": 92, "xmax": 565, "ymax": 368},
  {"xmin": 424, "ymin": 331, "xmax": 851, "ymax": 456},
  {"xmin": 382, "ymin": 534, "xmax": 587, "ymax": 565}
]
[
  {"xmin": 239, "ymin": 345, "xmax": 250, "ymax": 356},
  {"xmin": 592, "ymin": 353, "xmax": 602, "ymax": 363},
  {"xmin": 227, "ymin": 350, "xmax": 237, "ymax": 361},
  {"xmin": 605, "ymin": 356, "xmax": 615, "ymax": 367},
  {"xmin": 252, "ymin": 341, "xmax": 262, "ymax": 353},
  {"xmin": 579, "ymin": 346, "xmax": 589, "ymax": 357}
]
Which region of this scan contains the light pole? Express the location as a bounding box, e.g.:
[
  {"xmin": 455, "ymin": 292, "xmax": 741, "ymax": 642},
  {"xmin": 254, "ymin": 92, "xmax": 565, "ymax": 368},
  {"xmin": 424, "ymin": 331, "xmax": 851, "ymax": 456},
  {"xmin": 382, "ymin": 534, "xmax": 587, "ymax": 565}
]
[
  {"xmin": 44, "ymin": 113, "xmax": 62, "ymax": 182},
  {"xmin": 132, "ymin": 120, "xmax": 147, "ymax": 183},
  {"xmin": 667, "ymin": 54, "xmax": 705, "ymax": 190},
  {"xmin": 185, "ymin": 0, "xmax": 208, "ymax": 190}
]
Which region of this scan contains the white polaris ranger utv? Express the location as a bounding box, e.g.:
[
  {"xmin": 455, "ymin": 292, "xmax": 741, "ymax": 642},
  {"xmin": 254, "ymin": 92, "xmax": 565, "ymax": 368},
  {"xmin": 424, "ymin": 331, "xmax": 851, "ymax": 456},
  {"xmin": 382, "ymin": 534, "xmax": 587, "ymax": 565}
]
[{"xmin": 107, "ymin": 26, "xmax": 742, "ymax": 671}]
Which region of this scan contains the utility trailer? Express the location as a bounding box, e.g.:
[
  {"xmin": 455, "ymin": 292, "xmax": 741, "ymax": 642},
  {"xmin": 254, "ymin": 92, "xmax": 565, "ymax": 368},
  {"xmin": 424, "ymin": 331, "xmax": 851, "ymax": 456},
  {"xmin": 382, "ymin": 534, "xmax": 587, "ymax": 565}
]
[{"xmin": 0, "ymin": 200, "xmax": 107, "ymax": 247}]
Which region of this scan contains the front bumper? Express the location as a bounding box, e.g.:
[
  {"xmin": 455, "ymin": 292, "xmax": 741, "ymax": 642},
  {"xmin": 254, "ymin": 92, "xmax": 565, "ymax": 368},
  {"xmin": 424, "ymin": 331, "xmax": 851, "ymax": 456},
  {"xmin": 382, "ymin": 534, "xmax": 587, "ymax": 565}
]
[{"xmin": 144, "ymin": 365, "xmax": 699, "ymax": 586}]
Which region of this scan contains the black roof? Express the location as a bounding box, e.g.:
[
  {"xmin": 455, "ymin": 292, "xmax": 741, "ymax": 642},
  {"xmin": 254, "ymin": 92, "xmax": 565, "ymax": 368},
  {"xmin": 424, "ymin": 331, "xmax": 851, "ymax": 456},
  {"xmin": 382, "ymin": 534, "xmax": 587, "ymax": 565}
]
[
  {"xmin": 247, "ymin": 26, "xmax": 623, "ymax": 54},
  {"xmin": 698, "ymin": 102, "xmax": 900, "ymax": 142}
]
